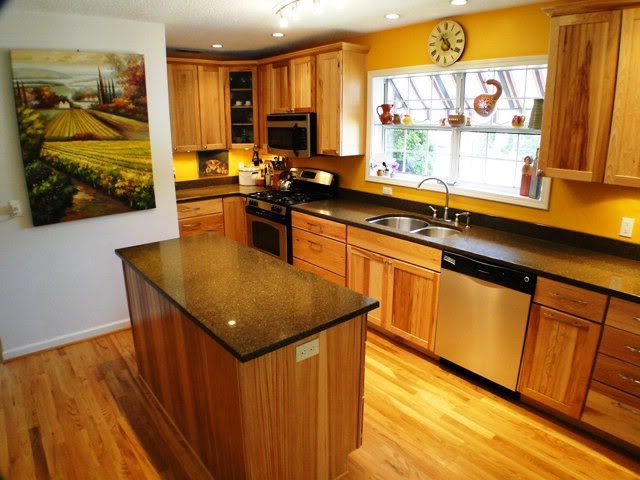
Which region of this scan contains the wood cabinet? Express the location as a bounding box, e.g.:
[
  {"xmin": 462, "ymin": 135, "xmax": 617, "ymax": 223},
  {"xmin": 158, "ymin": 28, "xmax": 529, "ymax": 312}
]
[
  {"xmin": 177, "ymin": 198, "xmax": 225, "ymax": 238},
  {"xmin": 266, "ymin": 56, "xmax": 315, "ymax": 114},
  {"xmin": 168, "ymin": 63, "xmax": 227, "ymax": 152},
  {"xmin": 316, "ymin": 49, "xmax": 367, "ymax": 156},
  {"xmin": 519, "ymin": 304, "xmax": 601, "ymax": 418},
  {"xmin": 227, "ymin": 67, "xmax": 259, "ymax": 148},
  {"xmin": 346, "ymin": 227, "xmax": 441, "ymax": 352},
  {"xmin": 347, "ymin": 246, "xmax": 387, "ymax": 328},
  {"xmin": 222, "ymin": 196, "xmax": 247, "ymax": 245},
  {"xmin": 540, "ymin": 4, "xmax": 640, "ymax": 187},
  {"xmin": 606, "ymin": 8, "xmax": 640, "ymax": 187}
]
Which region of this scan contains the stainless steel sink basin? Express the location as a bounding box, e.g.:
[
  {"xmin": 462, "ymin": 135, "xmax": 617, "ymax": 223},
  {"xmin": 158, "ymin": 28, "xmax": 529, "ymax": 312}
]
[
  {"xmin": 413, "ymin": 226, "xmax": 461, "ymax": 238},
  {"xmin": 365, "ymin": 215, "xmax": 430, "ymax": 232}
]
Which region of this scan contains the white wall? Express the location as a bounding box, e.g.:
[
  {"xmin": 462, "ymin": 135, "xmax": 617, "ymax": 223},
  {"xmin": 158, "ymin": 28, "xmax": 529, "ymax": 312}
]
[{"xmin": 0, "ymin": 9, "xmax": 178, "ymax": 358}]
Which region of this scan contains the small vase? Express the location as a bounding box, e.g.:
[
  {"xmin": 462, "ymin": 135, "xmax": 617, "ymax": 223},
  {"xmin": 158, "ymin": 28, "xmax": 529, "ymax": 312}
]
[
  {"xmin": 528, "ymin": 98, "xmax": 544, "ymax": 129},
  {"xmin": 376, "ymin": 104, "xmax": 393, "ymax": 124}
]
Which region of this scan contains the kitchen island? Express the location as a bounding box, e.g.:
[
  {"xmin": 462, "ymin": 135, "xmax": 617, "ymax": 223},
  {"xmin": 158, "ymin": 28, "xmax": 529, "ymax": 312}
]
[{"xmin": 116, "ymin": 234, "xmax": 378, "ymax": 480}]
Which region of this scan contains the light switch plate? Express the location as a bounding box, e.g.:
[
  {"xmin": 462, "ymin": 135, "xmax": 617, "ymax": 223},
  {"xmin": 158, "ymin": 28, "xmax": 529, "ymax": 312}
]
[
  {"xmin": 296, "ymin": 338, "xmax": 319, "ymax": 362},
  {"xmin": 382, "ymin": 186, "xmax": 393, "ymax": 196},
  {"xmin": 619, "ymin": 217, "xmax": 635, "ymax": 238}
]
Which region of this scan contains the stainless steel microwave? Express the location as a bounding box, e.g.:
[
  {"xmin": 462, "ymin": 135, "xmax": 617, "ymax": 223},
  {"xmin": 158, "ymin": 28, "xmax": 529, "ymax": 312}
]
[{"xmin": 266, "ymin": 113, "xmax": 316, "ymax": 158}]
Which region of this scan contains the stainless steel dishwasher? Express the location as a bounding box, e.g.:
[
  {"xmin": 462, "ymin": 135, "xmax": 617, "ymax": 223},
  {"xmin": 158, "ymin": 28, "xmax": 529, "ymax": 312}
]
[{"xmin": 434, "ymin": 252, "xmax": 536, "ymax": 391}]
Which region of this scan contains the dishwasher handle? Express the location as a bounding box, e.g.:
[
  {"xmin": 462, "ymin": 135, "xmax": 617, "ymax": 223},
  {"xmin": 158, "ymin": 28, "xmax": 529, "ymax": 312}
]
[{"xmin": 442, "ymin": 251, "xmax": 536, "ymax": 295}]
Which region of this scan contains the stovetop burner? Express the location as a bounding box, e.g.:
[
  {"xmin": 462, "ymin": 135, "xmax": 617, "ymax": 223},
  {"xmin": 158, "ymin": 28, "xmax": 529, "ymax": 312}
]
[{"xmin": 248, "ymin": 189, "xmax": 329, "ymax": 207}]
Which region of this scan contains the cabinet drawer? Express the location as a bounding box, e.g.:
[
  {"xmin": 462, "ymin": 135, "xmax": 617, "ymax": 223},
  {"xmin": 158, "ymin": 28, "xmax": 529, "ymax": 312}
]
[
  {"xmin": 177, "ymin": 198, "xmax": 223, "ymax": 219},
  {"xmin": 347, "ymin": 226, "xmax": 441, "ymax": 272},
  {"xmin": 293, "ymin": 258, "xmax": 345, "ymax": 287},
  {"xmin": 292, "ymin": 211, "xmax": 346, "ymax": 242},
  {"xmin": 179, "ymin": 213, "xmax": 224, "ymax": 238},
  {"xmin": 534, "ymin": 277, "xmax": 607, "ymax": 322},
  {"xmin": 582, "ymin": 381, "xmax": 640, "ymax": 447},
  {"xmin": 600, "ymin": 326, "xmax": 640, "ymax": 367},
  {"xmin": 593, "ymin": 354, "xmax": 640, "ymax": 398},
  {"xmin": 606, "ymin": 297, "xmax": 640, "ymax": 336},
  {"xmin": 292, "ymin": 227, "xmax": 346, "ymax": 276}
]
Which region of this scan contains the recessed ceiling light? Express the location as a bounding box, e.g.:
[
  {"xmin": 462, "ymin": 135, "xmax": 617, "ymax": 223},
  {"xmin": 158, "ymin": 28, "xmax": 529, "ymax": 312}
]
[
  {"xmin": 272, "ymin": 32, "xmax": 285, "ymax": 38},
  {"xmin": 211, "ymin": 43, "xmax": 223, "ymax": 48},
  {"xmin": 385, "ymin": 13, "xmax": 400, "ymax": 20},
  {"xmin": 450, "ymin": 0, "xmax": 468, "ymax": 5}
]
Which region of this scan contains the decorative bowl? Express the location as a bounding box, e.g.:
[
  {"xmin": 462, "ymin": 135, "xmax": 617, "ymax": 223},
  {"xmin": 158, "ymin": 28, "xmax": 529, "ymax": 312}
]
[{"xmin": 447, "ymin": 114, "xmax": 466, "ymax": 127}]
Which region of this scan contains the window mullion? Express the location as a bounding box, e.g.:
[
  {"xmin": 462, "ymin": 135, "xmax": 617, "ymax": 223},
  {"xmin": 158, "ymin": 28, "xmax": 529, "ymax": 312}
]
[{"xmin": 450, "ymin": 73, "xmax": 465, "ymax": 181}]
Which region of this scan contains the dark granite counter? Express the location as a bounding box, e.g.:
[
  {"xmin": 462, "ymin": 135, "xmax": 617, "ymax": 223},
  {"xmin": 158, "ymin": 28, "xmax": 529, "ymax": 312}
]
[
  {"xmin": 292, "ymin": 200, "xmax": 640, "ymax": 302},
  {"xmin": 175, "ymin": 184, "xmax": 265, "ymax": 202},
  {"xmin": 116, "ymin": 234, "xmax": 378, "ymax": 361}
]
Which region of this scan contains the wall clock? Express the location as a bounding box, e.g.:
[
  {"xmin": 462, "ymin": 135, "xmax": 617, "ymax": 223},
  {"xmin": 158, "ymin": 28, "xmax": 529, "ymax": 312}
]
[{"xmin": 428, "ymin": 20, "xmax": 466, "ymax": 67}]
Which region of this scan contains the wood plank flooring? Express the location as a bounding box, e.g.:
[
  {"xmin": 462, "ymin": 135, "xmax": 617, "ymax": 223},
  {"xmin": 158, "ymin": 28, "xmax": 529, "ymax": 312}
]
[{"xmin": 1, "ymin": 329, "xmax": 638, "ymax": 479}]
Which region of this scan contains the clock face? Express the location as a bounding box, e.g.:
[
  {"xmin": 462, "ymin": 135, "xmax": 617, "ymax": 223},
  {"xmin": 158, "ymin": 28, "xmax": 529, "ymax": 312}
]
[{"xmin": 428, "ymin": 20, "xmax": 466, "ymax": 67}]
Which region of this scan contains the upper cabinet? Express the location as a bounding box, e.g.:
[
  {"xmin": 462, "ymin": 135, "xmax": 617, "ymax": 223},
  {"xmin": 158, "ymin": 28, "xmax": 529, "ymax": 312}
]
[
  {"xmin": 227, "ymin": 67, "xmax": 258, "ymax": 148},
  {"xmin": 317, "ymin": 48, "xmax": 367, "ymax": 156},
  {"xmin": 266, "ymin": 56, "xmax": 315, "ymax": 113},
  {"xmin": 168, "ymin": 62, "xmax": 228, "ymax": 152},
  {"xmin": 540, "ymin": 4, "xmax": 640, "ymax": 187}
]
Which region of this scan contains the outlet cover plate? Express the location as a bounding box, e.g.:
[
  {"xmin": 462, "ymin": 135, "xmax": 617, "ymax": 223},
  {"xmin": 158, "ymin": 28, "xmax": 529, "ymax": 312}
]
[
  {"xmin": 620, "ymin": 217, "xmax": 635, "ymax": 238},
  {"xmin": 296, "ymin": 338, "xmax": 319, "ymax": 362}
]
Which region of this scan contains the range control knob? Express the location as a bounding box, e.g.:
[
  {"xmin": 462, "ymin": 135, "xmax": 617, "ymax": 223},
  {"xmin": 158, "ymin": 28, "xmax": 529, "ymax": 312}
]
[
  {"xmin": 271, "ymin": 205, "xmax": 282, "ymax": 214},
  {"xmin": 523, "ymin": 276, "xmax": 530, "ymax": 283},
  {"xmin": 248, "ymin": 200, "xmax": 257, "ymax": 207}
]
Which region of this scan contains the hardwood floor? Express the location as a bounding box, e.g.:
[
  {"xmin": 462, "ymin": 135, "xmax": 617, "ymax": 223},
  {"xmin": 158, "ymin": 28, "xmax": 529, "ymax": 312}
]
[{"xmin": 1, "ymin": 329, "xmax": 638, "ymax": 479}]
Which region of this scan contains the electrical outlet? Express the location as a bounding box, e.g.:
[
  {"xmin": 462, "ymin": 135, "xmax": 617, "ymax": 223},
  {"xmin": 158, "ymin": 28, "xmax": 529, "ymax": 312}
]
[
  {"xmin": 382, "ymin": 186, "xmax": 393, "ymax": 196},
  {"xmin": 9, "ymin": 200, "xmax": 22, "ymax": 217},
  {"xmin": 619, "ymin": 217, "xmax": 635, "ymax": 238},
  {"xmin": 296, "ymin": 338, "xmax": 319, "ymax": 362}
]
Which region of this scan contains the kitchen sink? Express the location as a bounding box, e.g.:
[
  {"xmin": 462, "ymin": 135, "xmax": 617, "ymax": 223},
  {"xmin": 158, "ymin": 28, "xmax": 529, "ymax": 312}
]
[
  {"xmin": 365, "ymin": 215, "xmax": 430, "ymax": 232},
  {"xmin": 413, "ymin": 226, "xmax": 461, "ymax": 238}
]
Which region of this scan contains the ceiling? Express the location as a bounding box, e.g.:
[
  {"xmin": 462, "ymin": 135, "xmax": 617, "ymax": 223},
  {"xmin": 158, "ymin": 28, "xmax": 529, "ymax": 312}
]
[{"xmin": 5, "ymin": 0, "xmax": 542, "ymax": 58}]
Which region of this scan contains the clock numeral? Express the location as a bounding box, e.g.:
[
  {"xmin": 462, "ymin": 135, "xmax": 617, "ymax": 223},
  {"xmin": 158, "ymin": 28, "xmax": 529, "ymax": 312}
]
[
  {"xmin": 454, "ymin": 47, "xmax": 461, "ymax": 53},
  {"xmin": 444, "ymin": 22, "xmax": 448, "ymax": 30},
  {"xmin": 431, "ymin": 34, "xmax": 438, "ymax": 39},
  {"xmin": 437, "ymin": 25, "xmax": 442, "ymax": 33},
  {"xmin": 429, "ymin": 42, "xmax": 435, "ymax": 46},
  {"xmin": 457, "ymin": 38, "xmax": 463, "ymax": 43},
  {"xmin": 436, "ymin": 55, "xmax": 441, "ymax": 63},
  {"xmin": 431, "ymin": 50, "xmax": 437, "ymax": 57}
]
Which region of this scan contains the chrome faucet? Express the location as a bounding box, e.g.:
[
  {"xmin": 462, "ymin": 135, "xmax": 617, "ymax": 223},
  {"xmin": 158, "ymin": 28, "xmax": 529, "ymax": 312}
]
[{"xmin": 417, "ymin": 177, "xmax": 450, "ymax": 222}]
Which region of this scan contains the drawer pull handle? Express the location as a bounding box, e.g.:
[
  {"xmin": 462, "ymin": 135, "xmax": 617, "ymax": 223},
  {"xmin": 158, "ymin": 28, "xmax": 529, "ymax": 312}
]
[
  {"xmin": 618, "ymin": 373, "xmax": 640, "ymax": 385},
  {"xmin": 549, "ymin": 292, "xmax": 587, "ymax": 305},
  {"xmin": 625, "ymin": 345, "xmax": 640, "ymax": 354},
  {"xmin": 541, "ymin": 311, "xmax": 583, "ymax": 328},
  {"xmin": 182, "ymin": 223, "xmax": 201, "ymax": 229},
  {"xmin": 633, "ymin": 316, "xmax": 640, "ymax": 322},
  {"xmin": 180, "ymin": 207, "xmax": 201, "ymax": 214},
  {"xmin": 611, "ymin": 401, "xmax": 640, "ymax": 416},
  {"xmin": 306, "ymin": 222, "xmax": 321, "ymax": 232},
  {"xmin": 307, "ymin": 240, "xmax": 323, "ymax": 251}
]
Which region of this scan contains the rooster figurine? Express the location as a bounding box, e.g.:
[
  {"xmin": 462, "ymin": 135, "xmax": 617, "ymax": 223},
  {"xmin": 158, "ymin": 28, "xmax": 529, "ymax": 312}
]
[{"xmin": 474, "ymin": 79, "xmax": 503, "ymax": 117}]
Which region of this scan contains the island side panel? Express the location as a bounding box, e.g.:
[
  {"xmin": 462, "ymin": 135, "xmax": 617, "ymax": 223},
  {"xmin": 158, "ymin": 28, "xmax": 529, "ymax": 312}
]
[
  {"xmin": 122, "ymin": 263, "xmax": 247, "ymax": 480},
  {"xmin": 238, "ymin": 315, "xmax": 366, "ymax": 480}
]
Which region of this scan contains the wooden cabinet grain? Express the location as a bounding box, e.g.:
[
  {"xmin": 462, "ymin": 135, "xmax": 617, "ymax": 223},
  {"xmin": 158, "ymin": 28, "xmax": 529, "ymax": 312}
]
[
  {"xmin": 268, "ymin": 61, "xmax": 291, "ymax": 114},
  {"xmin": 168, "ymin": 63, "xmax": 228, "ymax": 152},
  {"xmin": 347, "ymin": 246, "xmax": 387, "ymax": 328},
  {"xmin": 222, "ymin": 196, "xmax": 247, "ymax": 245},
  {"xmin": 605, "ymin": 8, "xmax": 640, "ymax": 187},
  {"xmin": 290, "ymin": 56, "xmax": 315, "ymax": 112},
  {"xmin": 316, "ymin": 49, "xmax": 367, "ymax": 156},
  {"xmin": 539, "ymin": 11, "xmax": 621, "ymax": 182},
  {"xmin": 518, "ymin": 304, "xmax": 601, "ymax": 418}
]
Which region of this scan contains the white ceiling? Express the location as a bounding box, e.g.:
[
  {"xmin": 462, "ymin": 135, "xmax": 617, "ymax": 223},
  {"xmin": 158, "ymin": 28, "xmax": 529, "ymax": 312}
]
[{"xmin": 5, "ymin": 0, "xmax": 542, "ymax": 58}]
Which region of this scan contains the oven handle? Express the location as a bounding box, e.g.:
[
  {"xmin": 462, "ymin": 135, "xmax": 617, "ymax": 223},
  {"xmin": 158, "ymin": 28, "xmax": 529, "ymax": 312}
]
[{"xmin": 246, "ymin": 206, "xmax": 288, "ymax": 225}]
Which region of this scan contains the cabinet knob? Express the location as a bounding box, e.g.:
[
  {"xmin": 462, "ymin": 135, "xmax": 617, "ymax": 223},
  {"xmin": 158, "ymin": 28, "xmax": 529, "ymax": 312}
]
[{"xmin": 203, "ymin": 145, "xmax": 208, "ymax": 150}]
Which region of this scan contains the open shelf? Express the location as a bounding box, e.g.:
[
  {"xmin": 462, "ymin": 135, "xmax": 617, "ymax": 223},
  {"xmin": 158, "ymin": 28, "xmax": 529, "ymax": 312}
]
[{"xmin": 375, "ymin": 123, "xmax": 542, "ymax": 135}]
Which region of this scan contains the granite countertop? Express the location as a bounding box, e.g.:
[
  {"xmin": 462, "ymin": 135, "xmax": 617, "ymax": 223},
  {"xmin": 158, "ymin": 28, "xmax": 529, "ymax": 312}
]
[
  {"xmin": 116, "ymin": 235, "xmax": 378, "ymax": 362},
  {"xmin": 292, "ymin": 200, "xmax": 640, "ymax": 302},
  {"xmin": 175, "ymin": 184, "xmax": 266, "ymax": 202}
]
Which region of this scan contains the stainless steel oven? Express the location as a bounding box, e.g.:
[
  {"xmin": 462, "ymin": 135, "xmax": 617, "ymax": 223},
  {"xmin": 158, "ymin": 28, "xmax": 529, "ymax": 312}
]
[
  {"xmin": 266, "ymin": 113, "xmax": 316, "ymax": 158},
  {"xmin": 246, "ymin": 209, "xmax": 289, "ymax": 262}
]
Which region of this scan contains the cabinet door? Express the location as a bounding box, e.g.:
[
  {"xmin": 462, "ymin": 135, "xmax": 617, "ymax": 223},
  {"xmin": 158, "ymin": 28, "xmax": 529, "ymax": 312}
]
[
  {"xmin": 518, "ymin": 305, "xmax": 601, "ymax": 418},
  {"xmin": 539, "ymin": 11, "xmax": 621, "ymax": 182},
  {"xmin": 222, "ymin": 196, "xmax": 247, "ymax": 245},
  {"xmin": 269, "ymin": 62, "xmax": 291, "ymax": 113},
  {"xmin": 606, "ymin": 8, "xmax": 640, "ymax": 188},
  {"xmin": 387, "ymin": 258, "xmax": 439, "ymax": 352},
  {"xmin": 258, "ymin": 63, "xmax": 271, "ymax": 149},
  {"xmin": 167, "ymin": 63, "xmax": 202, "ymax": 152},
  {"xmin": 290, "ymin": 56, "xmax": 315, "ymax": 112},
  {"xmin": 198, "ymin": 65, "xmax": 228, "ymax": 150},
  {"xmin": 347, "ymin": 246, "xmax": 387, "ymax": 328},
  {"xmin": 316, "ymin": 51, "xmax": 342, "ymax": 155}
]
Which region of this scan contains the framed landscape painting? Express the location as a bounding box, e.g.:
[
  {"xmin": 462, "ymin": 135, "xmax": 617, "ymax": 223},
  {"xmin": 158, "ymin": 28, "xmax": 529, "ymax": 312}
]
[{"xmin": 10, "ymin": 49, "xmax": 155, "ymax": 226}]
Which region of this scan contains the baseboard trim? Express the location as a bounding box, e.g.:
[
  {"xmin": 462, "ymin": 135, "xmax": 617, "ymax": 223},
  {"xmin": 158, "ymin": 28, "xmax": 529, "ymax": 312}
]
[{"xmin": 3, "ymin": 318, "xmax": 131, "ymax": 360}]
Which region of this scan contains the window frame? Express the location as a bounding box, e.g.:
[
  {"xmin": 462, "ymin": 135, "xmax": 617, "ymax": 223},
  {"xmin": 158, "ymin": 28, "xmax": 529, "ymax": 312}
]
[{"xmin": 366, "ymin": 55, "xmax": 551, "ymax": 210}]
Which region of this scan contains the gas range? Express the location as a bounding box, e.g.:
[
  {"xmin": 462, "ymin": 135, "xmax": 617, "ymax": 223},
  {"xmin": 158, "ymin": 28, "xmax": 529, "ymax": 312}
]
[{"xmin": 245, "ymin": 168, "xmax": 336, "ymax": 219}]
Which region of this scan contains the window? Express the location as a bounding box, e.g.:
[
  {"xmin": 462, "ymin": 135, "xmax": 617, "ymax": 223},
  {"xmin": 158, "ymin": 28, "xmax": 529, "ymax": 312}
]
[{"xmin": 367, "ymin": 56, "xmax": 551, "ymax": 209}]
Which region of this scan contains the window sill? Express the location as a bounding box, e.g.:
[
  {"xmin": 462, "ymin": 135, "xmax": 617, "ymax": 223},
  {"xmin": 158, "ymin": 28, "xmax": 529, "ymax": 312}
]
[
  {"xmin": 365, "ymin": 174, "xmax": 551, "ymax": 210},
  {"xmin": 375, "ymin": 123, "xmax": 542, "ymax": 135}
]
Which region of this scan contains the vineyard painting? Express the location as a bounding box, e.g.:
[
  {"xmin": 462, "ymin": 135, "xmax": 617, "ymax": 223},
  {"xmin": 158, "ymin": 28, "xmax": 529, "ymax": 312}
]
[{"xmin": 10, "ymin": 49, "xmax": 155, "ymax": 226}]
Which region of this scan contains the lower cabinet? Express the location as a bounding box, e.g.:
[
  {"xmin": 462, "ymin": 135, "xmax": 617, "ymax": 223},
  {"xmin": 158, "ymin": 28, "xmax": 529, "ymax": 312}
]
[
  {"xmin": 346, "ymin": 237, "xmax": 440, "ymax": 353},
  {"xmin": 177, "ymin": 196, "xmax": 248, "ymax": 242},
  {"xmin": 222, "ymin": 196, "xmax": 247, "ymax": 245},
  {"xmin": 518, "ymin": 304, "xmax": 601, "ymax": 419}
]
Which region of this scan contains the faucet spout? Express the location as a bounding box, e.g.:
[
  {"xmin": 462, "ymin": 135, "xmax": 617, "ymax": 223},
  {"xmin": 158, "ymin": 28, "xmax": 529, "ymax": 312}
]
[{"xmin": 417, "ymin": 177, "xmax": 450, "ymax": 221}]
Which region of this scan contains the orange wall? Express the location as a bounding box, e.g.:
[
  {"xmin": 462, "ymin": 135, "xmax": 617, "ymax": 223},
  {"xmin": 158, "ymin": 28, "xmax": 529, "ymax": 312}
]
[{"xmin": 292, "ymin": 2, "xmax": 640, "ymax": 243}]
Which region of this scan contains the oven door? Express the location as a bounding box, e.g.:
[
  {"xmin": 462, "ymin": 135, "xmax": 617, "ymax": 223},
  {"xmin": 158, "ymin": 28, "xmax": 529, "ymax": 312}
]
[{"xmin": 246, "ymin": 209, "xmax": 289, "ymax": 262}]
